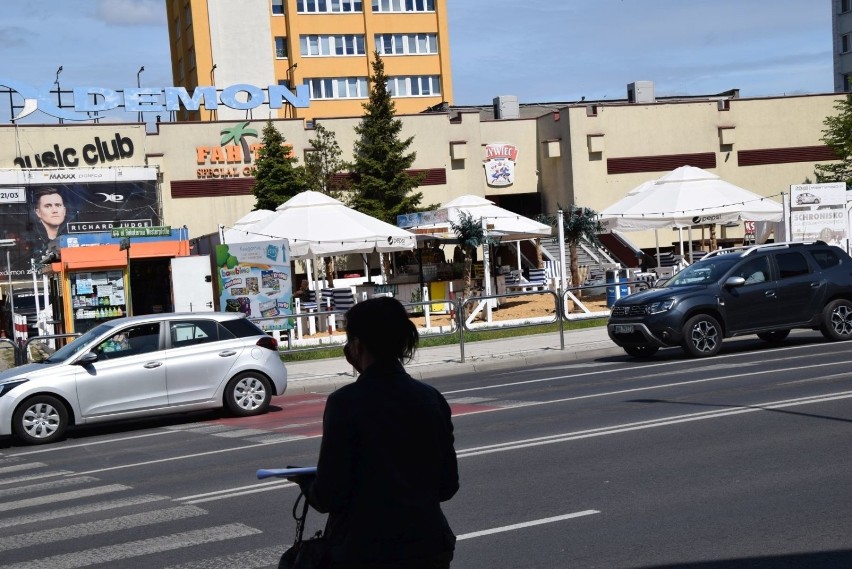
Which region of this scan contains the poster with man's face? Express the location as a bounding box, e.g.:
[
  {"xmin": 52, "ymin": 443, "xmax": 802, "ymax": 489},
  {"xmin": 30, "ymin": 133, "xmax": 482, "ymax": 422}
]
[{"xmin": 0, "ymin": 168, "xmax": 160, "ymax": 277}]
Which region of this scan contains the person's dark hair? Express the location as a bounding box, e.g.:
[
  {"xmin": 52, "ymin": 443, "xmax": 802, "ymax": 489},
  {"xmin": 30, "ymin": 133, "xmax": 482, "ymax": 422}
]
[
  {"xmin": 32, "ymin": 187, "xmax": 63, "ymax": 207},
  {"xmin": 345, "ymin": 296, "xmax": 418, "ymax": 363}
]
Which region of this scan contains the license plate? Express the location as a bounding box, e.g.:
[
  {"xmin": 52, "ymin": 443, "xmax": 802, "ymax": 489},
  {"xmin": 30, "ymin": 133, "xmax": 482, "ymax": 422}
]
[{"xmin": 614, "ymin": 324, "xmax": 634, "ymax": 334}]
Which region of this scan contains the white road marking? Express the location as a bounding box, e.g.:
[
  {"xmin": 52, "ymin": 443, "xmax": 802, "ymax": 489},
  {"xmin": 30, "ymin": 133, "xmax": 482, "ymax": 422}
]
[
  {"xmin": 0, "ymin": 484, "xmax": 130, "ymax": 513},
  {"xmin": 0, "ymin": 524, "xmax": 261, "ymax": 569},
  {"xmin": 175, "ymin": 479, "xmax": 295, "ymax": 504},
  {"xmin": 0, "ymin": 505, "xmax": 207, "ymax": 552},
  {"xmin": 0, "ymin": 462, "xmax": 46, "ymax": 474},
  {"xmin": 457, "ymin": 510, "xmax": 600, "ymax": 540},
  {"xmin": 9, "ymin": 429, "xmax": 182, "ymax": 456},
  {"xmin": 457, "ymin": 390, "xmax": 852, "ymax": 458},
  {"xmin": 0, "ymin": 494, "xmax": 169, "ymax": 530},
  {"xmin": 451, "ymin": 361, "xmax": 852, "ymax": 418},
  {"xmin": 0, "ymin": 476, "xmax": 100, "ymax": 499},
  {"xmin": 0, "ymin": 471, "xmax": 73, "ymax": 486}
]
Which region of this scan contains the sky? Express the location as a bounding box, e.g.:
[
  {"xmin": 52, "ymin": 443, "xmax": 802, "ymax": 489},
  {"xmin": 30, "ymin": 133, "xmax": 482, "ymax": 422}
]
[{"xmin": 0, "ymin": 0, "xmax": 834, "ymax": 124}]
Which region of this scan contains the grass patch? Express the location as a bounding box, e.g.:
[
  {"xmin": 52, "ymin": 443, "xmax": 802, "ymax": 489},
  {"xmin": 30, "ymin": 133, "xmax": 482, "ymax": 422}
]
[{"xmin": 280, "ymin": 318, "xmax": 606, "ymax": 363}]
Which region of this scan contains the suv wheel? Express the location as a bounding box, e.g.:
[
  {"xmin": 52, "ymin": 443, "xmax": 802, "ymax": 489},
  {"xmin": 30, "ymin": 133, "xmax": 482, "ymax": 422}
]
[
  {"xmin": 623, "ymin": 345, "xmax": 659, "ymax": 358},
  {"xmin": 820, "ymin": 299, "xmax": 852, "ymax": 341},
  {"xmin": 757, "ymin": 330, "xmax": 790, "ymax": 344},
  {"xmin": 13, "ymin": 395, "xmax": 68, "ymax": 445},
  {"xmin": 681, "ymin": 315, "xmax": 722, "ymax": 357}
]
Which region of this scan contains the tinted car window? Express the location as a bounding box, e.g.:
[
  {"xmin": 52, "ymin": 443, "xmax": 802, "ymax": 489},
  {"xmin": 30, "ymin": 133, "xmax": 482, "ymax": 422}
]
[
  {"xmin": 810, "ymin": 249, "xmax": 841, "ymax": 269},
  {"xmin": 665, "ymin": 258, "xmax": 739, "ymax": 287},
  {"xmin": 776, "ymin": 252, "xmax": 810, "ymax": 279},
  {"xmin": 96, "ymin": 322, "xmax": 160, "ymax": 359},
  {"xmin": 220, "ymin": 317, "xmax": 265, "ymax": 338},
  {"xmin": 170, "ymin": 319, "xmax": 220, "ymax": 347},
  {"xmin": 735, "ymin": 256, "xmax": 770, "ymax": 285}
]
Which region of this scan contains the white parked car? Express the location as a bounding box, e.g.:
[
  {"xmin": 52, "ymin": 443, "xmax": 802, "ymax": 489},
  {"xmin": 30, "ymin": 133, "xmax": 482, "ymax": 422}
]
[{"xmin": 0, "ymin": 312, "xmax": 287, "ymax": 444}]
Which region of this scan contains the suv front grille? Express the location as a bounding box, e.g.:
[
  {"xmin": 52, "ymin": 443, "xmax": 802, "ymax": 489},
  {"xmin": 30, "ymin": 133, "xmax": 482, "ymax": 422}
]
[{"xmin": 611, "ymin": 305, "xmax": 647, "ymax": 317}]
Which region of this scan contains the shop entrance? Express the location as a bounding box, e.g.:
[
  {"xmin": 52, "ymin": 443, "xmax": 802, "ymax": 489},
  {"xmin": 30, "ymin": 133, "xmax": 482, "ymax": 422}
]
[{"xmin": 129, "ymin": 259, "xmax": 173, "ymax": 315}]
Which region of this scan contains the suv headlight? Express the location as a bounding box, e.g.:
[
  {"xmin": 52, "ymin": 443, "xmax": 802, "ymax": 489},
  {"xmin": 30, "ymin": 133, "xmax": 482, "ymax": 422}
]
[
  {"xmin": 647, "ymin": 299, "xmax": 675, "ymax": 314},
  {"xmin": 0, "ymin": 379, "xmax": 28, "ymax": 398}
]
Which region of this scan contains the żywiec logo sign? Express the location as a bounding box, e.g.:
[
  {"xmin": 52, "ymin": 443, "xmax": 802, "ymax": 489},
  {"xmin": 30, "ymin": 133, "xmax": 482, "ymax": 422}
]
[
  {"xmin": 483, "ymin": 143, "xmax": 518, "ymax": 187},
  {"xmin": 0, "ymin": 77, "xmax": 310, "ymax": 122}
]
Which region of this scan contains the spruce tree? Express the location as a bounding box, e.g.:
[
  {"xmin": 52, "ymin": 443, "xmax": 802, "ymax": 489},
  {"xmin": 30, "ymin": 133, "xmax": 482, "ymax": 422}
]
[
  {"xmin": 350, "ymin": 53, "xmax": 425, "ymax": 224},
  {"xmin": 305, "ymin": 122, "xmax": 348, "ymax": 200},
  {"xmin": 251, "ymin": 120, "xmax": 309, "ymax": 211}
]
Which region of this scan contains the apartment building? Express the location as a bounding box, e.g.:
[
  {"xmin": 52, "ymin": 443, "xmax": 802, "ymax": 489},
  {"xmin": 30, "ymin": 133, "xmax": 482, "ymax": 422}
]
[
  {"xmin": 165, "ymin": 0, "xmax": 452, "ymax": 121},
  {"xmin": 833, "ymin": 0, "xmax": 852, "ymax": 91}
]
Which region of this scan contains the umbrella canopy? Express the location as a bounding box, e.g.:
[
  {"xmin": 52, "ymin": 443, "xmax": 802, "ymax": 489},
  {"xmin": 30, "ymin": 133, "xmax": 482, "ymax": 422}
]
[
  {"xmin": 221, "ymin": 191, "xmax": 416, "ymax": 259},
  {"xmin": 599, "ymin": 166, "xmax": 783, "ymax": 232},
  {"xmin": 409, "ymin": 195, "xmax": 552, "ymax": 240}
]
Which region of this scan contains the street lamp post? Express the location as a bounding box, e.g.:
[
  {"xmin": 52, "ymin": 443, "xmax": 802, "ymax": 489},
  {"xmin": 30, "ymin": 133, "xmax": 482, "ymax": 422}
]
[
  {"xmin": 136, "ymin": 66, "xmax": 145, "ymax": 123},
  {"xmin": 54, "ymin": 66, "xmax": 63, "ymax": 124}
]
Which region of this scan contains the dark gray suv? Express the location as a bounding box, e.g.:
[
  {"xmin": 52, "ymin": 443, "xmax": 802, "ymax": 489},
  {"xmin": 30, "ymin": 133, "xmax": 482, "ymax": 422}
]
[{"xmin": 607, "ymin": 241, "xmax": 852, "ymax": 358}]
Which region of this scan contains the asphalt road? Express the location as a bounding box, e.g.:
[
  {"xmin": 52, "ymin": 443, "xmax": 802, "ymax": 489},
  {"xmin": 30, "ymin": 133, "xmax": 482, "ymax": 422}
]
[{"xmin": 1, "ymin": 331, "xmax": 852, "ymax": 568}]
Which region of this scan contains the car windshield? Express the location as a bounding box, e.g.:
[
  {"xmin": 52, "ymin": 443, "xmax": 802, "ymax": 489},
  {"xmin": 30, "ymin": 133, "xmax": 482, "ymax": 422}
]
[
  {"xmin": 44, "ymin": 322, "xmax": 117, "ymax": 363},
  {"xmin": 664, "ymin": 257, "xmax": 740, "ymax": 287}
]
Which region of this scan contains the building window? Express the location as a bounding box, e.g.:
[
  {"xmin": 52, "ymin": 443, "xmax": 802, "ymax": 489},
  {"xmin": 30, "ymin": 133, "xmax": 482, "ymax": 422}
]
[
  {"xmin": 843, "ymin": 0, "xmax": 852, "ymax": 13},
  {"xmin": 375, "ymin": 33, "xmax": 438, "ymax": 55},
  {"xmin": 177, "ymin": 58, "xmax": 184, "ymax": 82},
  {"xmin": 184, "ymin": 3, "xmax": 192, "ymax": 27},
  {"xmin": 174, "ymin": 17, "xmax": 181, "ymax": 39},
  {"xmin": 843, "ymin": 33, "xmax": 852, "ymax": 54},
  {"xmin": 307, "ymin": 76, "xmax": 368, "ymax": 99},
  {"xmin": 300, "ymin": 34, "xmax": 365, "ymax": 56},
  {"xmin": 387, "ymin": 75, "xmax": 441, "ymax": 97},
  {"xmin": 275, "ymin": 36, "xmax": 288, "ymax": 58},
  {"xmin": 187, "ymin": 46, "xmax": 196, "ymax": 70},
  {"xmin": 297, "ymin": 0, "xmax": 363, "ymax": 13},
  {"xmin": 371, "ymin": 0, "xmax": 434, "ymax": 12},
  {"xmin": 272, "ymin": 0, "xmax": 285, "ymax": 14}
]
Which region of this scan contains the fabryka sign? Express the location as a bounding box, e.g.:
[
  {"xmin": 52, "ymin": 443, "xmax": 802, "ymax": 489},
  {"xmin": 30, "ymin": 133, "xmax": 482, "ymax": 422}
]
[{"xmin": 0, "ymin": 77, "xmax": 310, "ymax": 122}]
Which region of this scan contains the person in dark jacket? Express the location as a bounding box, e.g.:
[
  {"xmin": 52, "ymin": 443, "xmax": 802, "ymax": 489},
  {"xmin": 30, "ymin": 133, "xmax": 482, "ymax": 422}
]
[{"xmin": 298, "ymin": 296, "xmax": 459, "ymax": 569}]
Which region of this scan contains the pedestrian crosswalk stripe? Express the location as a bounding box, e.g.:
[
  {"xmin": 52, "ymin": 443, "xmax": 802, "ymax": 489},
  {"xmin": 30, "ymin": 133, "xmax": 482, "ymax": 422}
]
[
  {"xmin": 0, "ymin": 484, "xmax": 130, "ymax": 513},
  {"xmin": 162, "ymin": 545, "xmax": 283, "ymax": 569},
  {"xmin": 0, "ymin": 476, "xmax": 101, "ymax": 499},
  {"xmin": 0, "ymin": 505, "xmax": 207, "ymax": 552},
  {"xmin": 0, "ymin": 462, "xmax": 47, "ymax": 475},
  {"xmin": 0, "ymin": 494, "xmax": 169, "ymax": 530},
  {"xmin": 1, "ymin": 523, "xmax": 262, "ymax": 569},
  {"xmin": 0, "ymin": 471, "xmax": 73, "ymax": 487}
]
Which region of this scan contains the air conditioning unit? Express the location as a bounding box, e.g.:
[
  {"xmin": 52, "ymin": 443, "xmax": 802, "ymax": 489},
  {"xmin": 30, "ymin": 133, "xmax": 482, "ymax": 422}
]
[
  {"xmin": 627, "ymin": 81, "xmax": 655, "ymax": 104},
  {"xmin": 493, "ymin": 95, "xmax": 519, "ymax": 120}
]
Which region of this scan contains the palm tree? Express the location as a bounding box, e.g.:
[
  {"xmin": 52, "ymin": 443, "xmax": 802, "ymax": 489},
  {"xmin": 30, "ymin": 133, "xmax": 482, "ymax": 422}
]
[
  {"xmin": 220, "ymin": 122, "xmax": 258, "ymax": 164},
  {"xmin": 540, "ymin": 205, "xmax": 602, "ymax": 294},
  {"xmin": 450, "ymin": 211, "xmax": 490, "ymax": 303}
]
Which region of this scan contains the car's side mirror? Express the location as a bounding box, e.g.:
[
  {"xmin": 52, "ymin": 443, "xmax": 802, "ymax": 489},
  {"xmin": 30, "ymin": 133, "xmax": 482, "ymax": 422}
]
[
  {"xmin": 75, "ymin": 351, "xmax": 99, "ymax": 365},
  {"xmin": 725, "ymin": 276, "xmax": 746, "ymax": 288},
  {"xmin": 654, "ymin": 278, "xmax": 669, "ymax": 288}
]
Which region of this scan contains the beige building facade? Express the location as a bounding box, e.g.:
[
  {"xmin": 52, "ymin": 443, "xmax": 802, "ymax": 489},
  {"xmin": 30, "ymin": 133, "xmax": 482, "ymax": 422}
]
[{"xmin": 0, "ymin": 90, "xmax": 842, "ymax": 273}]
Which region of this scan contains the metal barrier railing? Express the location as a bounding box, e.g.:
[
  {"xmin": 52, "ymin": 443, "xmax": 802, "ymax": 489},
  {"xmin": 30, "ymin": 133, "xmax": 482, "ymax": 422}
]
[
  {"xmin": 21, "ymin": 334, "xmax": 81, "ymax": 366},
  {"xmin": 261, "ymin": 277, "xmax": 657, "ymax": 363}
]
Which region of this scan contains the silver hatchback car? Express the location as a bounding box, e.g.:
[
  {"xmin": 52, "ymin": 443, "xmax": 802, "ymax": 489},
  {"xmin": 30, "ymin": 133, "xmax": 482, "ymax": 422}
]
[{"xmin": 0, "ymin": 312, "xmax": 287, "ymax": 445}]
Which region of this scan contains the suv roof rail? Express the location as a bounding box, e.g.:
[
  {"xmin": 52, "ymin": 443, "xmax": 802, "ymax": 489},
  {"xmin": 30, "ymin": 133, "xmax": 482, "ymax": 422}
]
[{"xmin": 703, "ymin": 240, "xmax": 826, "ymax": 259}]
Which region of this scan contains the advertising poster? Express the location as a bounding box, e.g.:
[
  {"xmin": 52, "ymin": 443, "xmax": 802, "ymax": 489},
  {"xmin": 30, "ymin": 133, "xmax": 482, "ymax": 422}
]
[
  {"xmin": 0, "ymin": 167, "xmax": 160, "ymax": 277},
  {"xmin": 216, "ymin": 240, "xmax": 292, "ymax": 330},
  {"xmin": 789, "ymin": 183, "xmax": 848, "ymax": 249}
]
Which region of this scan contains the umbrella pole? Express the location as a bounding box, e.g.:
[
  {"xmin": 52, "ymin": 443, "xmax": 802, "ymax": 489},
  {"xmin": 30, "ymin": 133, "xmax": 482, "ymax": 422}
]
[
  {"xmin": 654, "ymin": 229, "xmax": 660, "ymax": 269},
  {"xmin": 688, "ymin": 227, "xmax": 694, "ymax": 263}
]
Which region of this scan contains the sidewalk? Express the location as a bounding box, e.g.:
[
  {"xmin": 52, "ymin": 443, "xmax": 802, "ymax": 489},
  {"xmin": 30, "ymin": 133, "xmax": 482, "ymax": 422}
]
[{"xmin": 284, "ymin": 325, "xmax": 619, "ymax": 394}]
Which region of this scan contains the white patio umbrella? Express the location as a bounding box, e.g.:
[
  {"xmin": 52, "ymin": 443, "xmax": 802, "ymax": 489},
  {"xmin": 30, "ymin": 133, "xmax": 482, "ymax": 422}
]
[
  {"xmin": 598, "ymin": 166, "xmax": 783, "ymax": 262},
  {"xmin": 221, "ymin": 191, "xmax": 416, "ymax": 259},
  {"xmin": 221, "ymin": 191, "xmax": 416, "ymax": 302}
]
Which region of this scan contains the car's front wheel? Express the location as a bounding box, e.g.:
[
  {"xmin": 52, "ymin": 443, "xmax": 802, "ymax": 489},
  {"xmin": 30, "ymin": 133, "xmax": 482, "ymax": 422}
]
[
  {"xmin": 224, "ymin": 372, "xmax": 272, "ymax": 417},
  {"xmin": 681, "ymin": 314, "xmax": 722, "ymax": 357},
  {"xmin": 623, "ymin": 345, "xmax": 659, "ymax": 358},
  {"xmin": 13, "ymin": 395, "xmax": 68, "ymax": 445},
  {"xmin": 757, "ymin": 329, "xmax": 790, "ymax": 344},
  {"xmin": 820, "ymin": 299, "xmax": 852, "ymax": 341}
]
